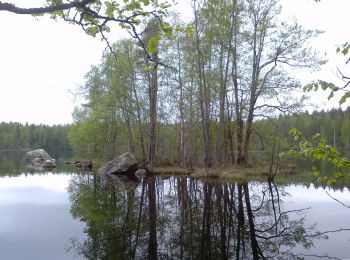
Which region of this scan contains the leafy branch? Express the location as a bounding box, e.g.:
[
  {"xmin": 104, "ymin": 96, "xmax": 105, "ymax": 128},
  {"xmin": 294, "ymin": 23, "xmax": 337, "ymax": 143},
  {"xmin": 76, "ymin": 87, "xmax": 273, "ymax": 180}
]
[
  {"xmin": 304, "ymin": 42, "xmax": 350, "ymax": 105},
  {"xmin": 282, "ymin": 128, "xmax": 350, "ymax": 185}
]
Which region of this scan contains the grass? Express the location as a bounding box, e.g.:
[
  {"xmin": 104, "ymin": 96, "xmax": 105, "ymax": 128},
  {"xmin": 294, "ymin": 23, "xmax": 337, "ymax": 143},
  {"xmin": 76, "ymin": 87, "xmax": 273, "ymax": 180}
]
[
  {"xmin": 190, "ymin": 165, "xmax": 270, "ymax": 182},
  {"xmin": 188, "ymin": 165, "xmax": 350, "ymax": 189},
  {"xmin": 153, "ymin": 166, "xmax": 189, "ymax": 176},
  {"xmin": 188, "ymin": 164, "xmax": 331, "ymax": 185},
  {"xmin": 88, "ymin": 157, "xmax": 346, "ymax": 187},
  {"xmin": 151, "ymin": 164, "xmax": 315, "ymax": 184}
]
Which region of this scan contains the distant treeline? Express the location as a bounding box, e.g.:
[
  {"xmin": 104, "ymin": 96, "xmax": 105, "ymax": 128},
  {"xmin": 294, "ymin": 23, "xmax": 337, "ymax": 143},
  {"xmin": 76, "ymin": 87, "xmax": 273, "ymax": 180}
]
[
  {"xmin": 0, "ymin": 122, "xmax": 72, "ymax": 158},
  {"xmin": 254, "ymin": 107, "xmax": 350, "ymax": 154},
  {"xmin": 69, "ymin": 106, "xmax": 350, "ymax": 164},
  {"xmin": 1, "ymin": 107, "xmax": 349, "ymax": 162}
]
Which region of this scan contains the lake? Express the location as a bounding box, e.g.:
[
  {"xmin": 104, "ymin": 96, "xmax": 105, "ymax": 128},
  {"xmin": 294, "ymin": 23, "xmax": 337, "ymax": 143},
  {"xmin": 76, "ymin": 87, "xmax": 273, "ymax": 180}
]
[{"xmin": 0, "ymin": 152, "xmax": 350, "ymax": 259}]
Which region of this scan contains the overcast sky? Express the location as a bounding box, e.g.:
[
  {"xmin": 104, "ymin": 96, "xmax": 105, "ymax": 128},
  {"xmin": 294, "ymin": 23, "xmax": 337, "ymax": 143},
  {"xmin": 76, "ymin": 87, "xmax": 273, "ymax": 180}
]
[{"xmin": 0, "ymin": 0, "xmax": 349, "ymax": 125}]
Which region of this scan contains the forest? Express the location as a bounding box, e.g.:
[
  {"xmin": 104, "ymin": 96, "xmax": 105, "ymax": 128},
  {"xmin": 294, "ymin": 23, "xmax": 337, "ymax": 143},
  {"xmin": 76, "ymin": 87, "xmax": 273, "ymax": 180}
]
[
  {"xmin": 0, "ymin": 122, "xmax": 72, "ymax": 158},
  {"xmin": 0, "ymin": 0, "xmax": 348, "ymax": 172},
  {"xmin": 66, "ymin": 0, "xmax": 325, "ymax": 169},
  {"xmin": 2, "ymin": 107, "xmax": 350, "ymax": 166}
]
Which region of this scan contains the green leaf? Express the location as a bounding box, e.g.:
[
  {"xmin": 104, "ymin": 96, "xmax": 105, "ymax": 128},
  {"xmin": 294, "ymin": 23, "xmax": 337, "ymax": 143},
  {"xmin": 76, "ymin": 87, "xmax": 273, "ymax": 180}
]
[
  {"xmin": 147, "ymin": 35, "xmax": 161, "ymax": 54},
  {"xmin": 142, "ymin": 0, "xmax": 150, "ymax": 6},
  {"xmin": 320, "ymin": 82, "xmax": 328, "ymax": 90},
  {"xmin": 289, "ymin": 128, "xmax": 297, "ymax": 135},
  {"xmin": 105, "ymin": 1, "xmax": 115, "ymax": 18},
  {"xmin": 339, "ymin": 92, "xmax": 350, "ymax": 105},
  {"xmin": 342, "ymin": 47, "xmax": 349, "ymax": 56},
  {"xmin": 186, "ymin": 26, "xmax": 194, "ymax": 36},
  {"xmin": 326, "ymin": 179, "xmax": 335, "ymax": 186},
  {"xmin": 327, "ymin": 91, "xmax": 334, "ymax": 100},
  {"xmin": 312, "ymin": 133, "xmax": 320, "ymax": 140},
  {"xmin": 120, "ymin": 23, "xmax": 131, "ymax": 30},
  {"xmin": 103, "ymin": 26, "xmax": 110, "ymax": 33},
  {"xmin": 158, "ymin": 2, "xmax": 172, "ymax": 9},
  {"xmin": 162, "ymin": 22, "xmax": 173, "ymax": 37},
  {"xmin": 83, "ymin": 14, "xmax": 97, "ymax": 23},
  {"xmin": 328, "ymin": 83, "xmax": 335, "ymax": 90},
  {"xmin": 86, "ymin": 26, "xmax": 98, "ymax": 37},
  {"xmin": 143, "ymin": 64, "xmax": 155, "ymax": 73}
]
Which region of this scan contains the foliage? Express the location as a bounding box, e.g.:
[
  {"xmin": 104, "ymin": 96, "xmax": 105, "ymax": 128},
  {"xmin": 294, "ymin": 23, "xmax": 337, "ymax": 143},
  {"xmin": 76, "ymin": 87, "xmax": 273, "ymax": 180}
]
[
  {"xmin": 304, "ymin": 41, "xmax": 350, "ymax": 105},
  {"xmin": 69, "ymin": 0, "xmax": 324, "ymax": 165},
  {"xmin": 297, "ymin": 0, "xmax": 350, "ymax": 183},
  {"xmin": 336, "ymin": 42, "xmax": 350, "ymax": 60},
  {"xmin": 69, "ymin": 39, "xmax": 147, "ymax": 160},
  {"xmin": 284, "ymin": 128, "xmax": 350, "ymax": 185},
  {"xmin": 3, "ymin": 0, "xmax": 325, "ymax": 168}
]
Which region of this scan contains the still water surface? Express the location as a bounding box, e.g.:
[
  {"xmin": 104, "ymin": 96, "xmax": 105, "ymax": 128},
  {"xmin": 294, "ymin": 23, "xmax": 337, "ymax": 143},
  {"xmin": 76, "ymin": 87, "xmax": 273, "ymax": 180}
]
[{"xmin": 0, "ymin": 152, "xmax": 349, "ymax": 259}]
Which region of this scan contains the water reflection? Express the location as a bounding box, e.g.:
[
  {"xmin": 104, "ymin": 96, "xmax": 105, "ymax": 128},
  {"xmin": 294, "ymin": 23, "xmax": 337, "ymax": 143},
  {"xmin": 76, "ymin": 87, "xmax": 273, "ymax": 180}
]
[
  {"xmin": 0, "ymin": 151, "xmax": 27, "ymax": 175},
  {"xmin": 0, "ymin": 173, "xmax": 86, "ymax": 260},
  {"xmin": 67, "ymin": 175, "xmax": 349, "ymax": 259}
]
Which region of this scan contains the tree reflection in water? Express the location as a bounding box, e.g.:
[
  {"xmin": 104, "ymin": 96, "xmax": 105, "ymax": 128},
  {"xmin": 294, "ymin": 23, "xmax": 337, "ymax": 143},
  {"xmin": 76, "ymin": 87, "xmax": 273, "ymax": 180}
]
[{"xmin": 67, "ymin": 174, "xmax": 334, "ymax": 259}]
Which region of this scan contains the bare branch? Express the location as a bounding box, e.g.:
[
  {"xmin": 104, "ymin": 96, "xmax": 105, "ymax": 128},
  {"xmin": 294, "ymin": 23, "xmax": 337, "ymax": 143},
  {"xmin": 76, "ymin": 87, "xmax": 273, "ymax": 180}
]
[
  {"xmin": 296, "ymin": 253, "xmax": 342, "ymax": 260},
  {"xmin": 254, "ymin": 104, "xmax": 293, "ymax": 114},
  {"xmin": 326, "ymin": 191, "xmax": 350, "ymax": 208},
  {"xmin": 305, "ymin": 227, "xmax": 350, "ymax": 238}
]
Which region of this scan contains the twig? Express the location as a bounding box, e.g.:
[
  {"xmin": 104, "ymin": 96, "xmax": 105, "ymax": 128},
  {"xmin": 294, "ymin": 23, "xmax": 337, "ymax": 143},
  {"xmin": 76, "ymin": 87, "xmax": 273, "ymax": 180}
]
[
  {"xmin": 296, "ymin": 253, "xmax": 342, "ymax": 260},
  {"xmin": 326, "ymin": 191, "xmax": 350, "ymax": 208},
  {"xmin": 305, "ymin": 227, "xmax": 350, "ymax": 238}
]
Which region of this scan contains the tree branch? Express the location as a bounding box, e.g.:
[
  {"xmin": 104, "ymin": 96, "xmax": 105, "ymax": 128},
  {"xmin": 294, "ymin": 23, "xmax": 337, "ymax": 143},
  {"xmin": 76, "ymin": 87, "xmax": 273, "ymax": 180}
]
[
  {"xmin": 296, "ymin": 253, "xmax": 341, "ymax": 260},
  {"xmin": 0, "ymin": 0, "xmax": 95, "ymax": 15},
  {"xmin": 305, "ymin": 227, "xmax": 350, "ymax": 238},
  {"xmin": 326, "ymin": 191, "xmax": 350, "ymax": 208}
]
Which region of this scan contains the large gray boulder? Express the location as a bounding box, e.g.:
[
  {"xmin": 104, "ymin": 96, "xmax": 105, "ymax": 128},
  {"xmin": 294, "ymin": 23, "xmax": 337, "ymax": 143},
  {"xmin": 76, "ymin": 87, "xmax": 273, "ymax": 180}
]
[
  {"xmin": 25, "ymin": 149, "xmax": 56, "ymax": 169},
  {"xmin": 25, "ymin": 149, "xmax": 52, "ymax": 162},
  {"xmin": 97, "ymin": 152, "xmax": 138, "ymax": 175}
]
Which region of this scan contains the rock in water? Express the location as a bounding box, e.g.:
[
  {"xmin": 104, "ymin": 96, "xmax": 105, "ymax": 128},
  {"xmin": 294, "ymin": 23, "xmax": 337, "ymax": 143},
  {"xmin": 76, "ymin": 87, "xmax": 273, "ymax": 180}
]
[
  {"xmin": 97, "ymin": 152, "xmax": 138, "ymax": 175},
  {"xmin": 42, "ymin": 159, "xmax": 56, "ymax": 168},
  {"xmin": 73, "ymin": 161, "xmax": 93, "ymax": 170},
  {"xmin": 25, "ymin": 149, "xmax": 52, "ymax": 162},
  {"xmin": 135, "ymin": 168, "xmax": 147, "ymax": 179},
  {"xmin": 24, "ymin": 149, "xmax": 56, "ymax": 169}
]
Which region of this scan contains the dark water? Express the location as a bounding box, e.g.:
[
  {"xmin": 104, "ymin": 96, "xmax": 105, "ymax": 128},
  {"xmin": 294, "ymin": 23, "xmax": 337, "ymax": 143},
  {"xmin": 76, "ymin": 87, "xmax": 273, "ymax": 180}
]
[{"xmin": 0, "ymin": 152, "xmax": 350, "ymax": 259}]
